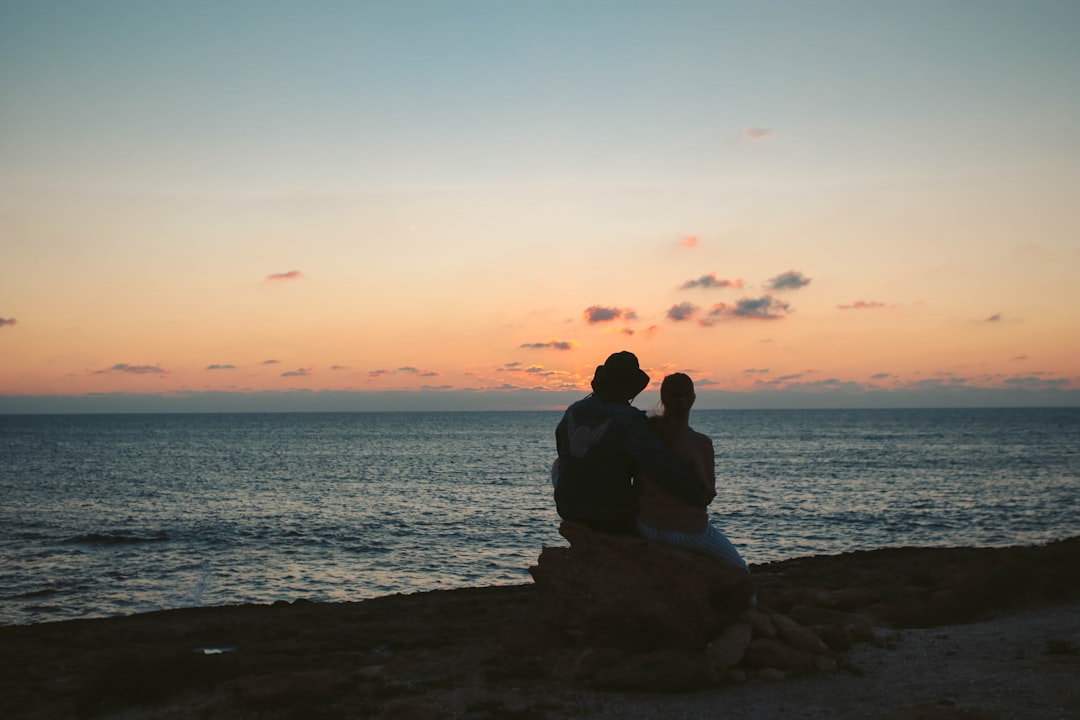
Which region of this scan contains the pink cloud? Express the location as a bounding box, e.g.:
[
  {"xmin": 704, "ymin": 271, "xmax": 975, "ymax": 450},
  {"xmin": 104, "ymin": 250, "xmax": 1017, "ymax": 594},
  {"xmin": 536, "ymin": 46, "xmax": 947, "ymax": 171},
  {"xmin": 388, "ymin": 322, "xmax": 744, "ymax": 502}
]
[
  {"xmin": 94, "ymin": 363, "xmax": 165, "ymax": 375},
  {"xmin": 266, "ymin": 270, "xmax": 303, "ymax": 281},
  {"xmin": 701, "ymin": 296, "xmax": 792, "ymax": 323},
  {"xmin": 837, "ymin": 300, "xmax": 886, "ymax": 310},
  {"xmin": 680, "ymin": 235, "xmax": 699, "ymax": 249},
  {"xmin": 667, "ymin": 302, "xmax": 698, "ymax": 322},
  {"xmin": 584, "ymin": 306, "xmax": 637, "ymax": 323},
  {"xmin": 0, "ymin": 317, "xmax": 16, "ymax": 327},
  {"xmin": 743, "ymin": 126, "xmax": 775, "ymax": 141},
  {"xmin": 680, "ymin": 274, "xmax": 744, "ymax": 290}
]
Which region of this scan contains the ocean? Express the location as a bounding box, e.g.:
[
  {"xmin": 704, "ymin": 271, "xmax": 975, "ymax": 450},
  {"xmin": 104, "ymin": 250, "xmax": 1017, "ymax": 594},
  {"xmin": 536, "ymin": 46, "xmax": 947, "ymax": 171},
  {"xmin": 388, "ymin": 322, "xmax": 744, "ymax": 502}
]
[{"xmin": 1, "ymin": 408, "xmax": 1078, "ymax": 626}]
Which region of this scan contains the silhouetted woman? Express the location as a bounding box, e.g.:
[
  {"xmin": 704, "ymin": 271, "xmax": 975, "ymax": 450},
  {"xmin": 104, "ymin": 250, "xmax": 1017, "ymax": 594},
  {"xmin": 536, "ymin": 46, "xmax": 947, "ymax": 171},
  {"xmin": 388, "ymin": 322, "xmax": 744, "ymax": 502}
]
[{"xmin": 635, "ymin": 373, "xmax": 750, "ymax": 572}]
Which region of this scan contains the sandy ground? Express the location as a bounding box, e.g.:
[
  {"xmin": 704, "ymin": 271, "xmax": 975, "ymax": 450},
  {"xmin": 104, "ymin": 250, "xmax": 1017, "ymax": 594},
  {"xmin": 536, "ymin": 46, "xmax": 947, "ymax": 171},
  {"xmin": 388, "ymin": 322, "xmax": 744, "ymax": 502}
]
[{"xmin": 576, "ymin": 603, "xmax": 1080, "ymax": 720}]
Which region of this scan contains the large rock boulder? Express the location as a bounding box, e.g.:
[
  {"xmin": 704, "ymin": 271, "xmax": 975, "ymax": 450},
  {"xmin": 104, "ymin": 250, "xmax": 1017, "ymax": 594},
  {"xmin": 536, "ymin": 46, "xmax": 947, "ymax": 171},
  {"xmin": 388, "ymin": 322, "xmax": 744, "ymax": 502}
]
[{"xmin": 529, "ymin": 522, "xmax": 756, "ymax": 651}]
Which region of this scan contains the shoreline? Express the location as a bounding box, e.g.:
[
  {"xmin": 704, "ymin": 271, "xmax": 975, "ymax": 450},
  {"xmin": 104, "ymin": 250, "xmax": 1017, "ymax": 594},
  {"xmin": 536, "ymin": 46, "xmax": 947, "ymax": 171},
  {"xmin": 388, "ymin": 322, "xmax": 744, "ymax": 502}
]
[{"xmin": 2, "ymin": 537, "xmax": 1078, "ymax": 719}]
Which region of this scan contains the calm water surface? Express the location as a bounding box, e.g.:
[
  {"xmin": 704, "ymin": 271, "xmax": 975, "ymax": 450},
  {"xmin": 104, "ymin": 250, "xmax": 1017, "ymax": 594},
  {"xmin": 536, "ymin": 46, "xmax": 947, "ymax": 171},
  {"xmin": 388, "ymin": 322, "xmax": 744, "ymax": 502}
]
[{"xmin": 1, "ymin": 408, "xmax": 1077, "ymax": 625}]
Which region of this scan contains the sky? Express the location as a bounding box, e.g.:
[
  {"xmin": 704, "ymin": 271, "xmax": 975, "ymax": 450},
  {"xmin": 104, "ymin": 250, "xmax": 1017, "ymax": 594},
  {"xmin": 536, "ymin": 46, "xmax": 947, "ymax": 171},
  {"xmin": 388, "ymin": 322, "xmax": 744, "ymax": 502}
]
[{"xmin": 1, "ymin": 0, "xmax": 1079, "ymax": 412}]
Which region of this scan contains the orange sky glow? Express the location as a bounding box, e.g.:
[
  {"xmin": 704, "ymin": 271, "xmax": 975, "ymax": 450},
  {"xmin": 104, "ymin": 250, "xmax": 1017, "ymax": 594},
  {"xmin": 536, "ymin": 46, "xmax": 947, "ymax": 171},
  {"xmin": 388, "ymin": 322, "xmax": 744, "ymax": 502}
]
[{"xmin": 2, "ymin": 2, "xmax": 1078, "ymax": 411}]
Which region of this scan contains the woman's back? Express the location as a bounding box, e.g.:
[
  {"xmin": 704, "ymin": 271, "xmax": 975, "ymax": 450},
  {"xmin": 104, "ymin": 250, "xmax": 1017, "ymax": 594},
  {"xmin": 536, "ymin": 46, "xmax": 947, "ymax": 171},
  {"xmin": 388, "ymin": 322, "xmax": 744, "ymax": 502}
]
[{"xmin": 636, "ymin": 423, "xmax": 715, "ymax": 533}]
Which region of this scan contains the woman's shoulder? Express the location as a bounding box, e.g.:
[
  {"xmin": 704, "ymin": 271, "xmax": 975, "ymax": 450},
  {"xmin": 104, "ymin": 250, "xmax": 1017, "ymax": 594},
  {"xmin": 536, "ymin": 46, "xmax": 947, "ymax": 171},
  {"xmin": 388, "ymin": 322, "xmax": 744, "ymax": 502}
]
[{"xmin": 684, "ymin": 426, "xmax": 714, "ymax": 451}]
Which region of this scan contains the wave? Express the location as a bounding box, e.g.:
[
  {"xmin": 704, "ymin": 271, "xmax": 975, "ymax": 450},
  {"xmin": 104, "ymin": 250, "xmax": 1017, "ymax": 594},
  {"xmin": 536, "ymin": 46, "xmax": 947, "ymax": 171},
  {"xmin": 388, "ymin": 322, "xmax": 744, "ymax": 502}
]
[{"xmin": 63, "ymin": 530, "xmax": 170, "ymax": 545}]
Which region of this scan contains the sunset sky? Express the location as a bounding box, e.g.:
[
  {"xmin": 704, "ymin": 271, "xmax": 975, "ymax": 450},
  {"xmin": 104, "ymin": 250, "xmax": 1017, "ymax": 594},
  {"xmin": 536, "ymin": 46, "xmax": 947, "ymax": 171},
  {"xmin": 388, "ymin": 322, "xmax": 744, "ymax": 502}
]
[{"xmin": 2, "ymin": 1, "xmax": 1078, "ymax": 412}]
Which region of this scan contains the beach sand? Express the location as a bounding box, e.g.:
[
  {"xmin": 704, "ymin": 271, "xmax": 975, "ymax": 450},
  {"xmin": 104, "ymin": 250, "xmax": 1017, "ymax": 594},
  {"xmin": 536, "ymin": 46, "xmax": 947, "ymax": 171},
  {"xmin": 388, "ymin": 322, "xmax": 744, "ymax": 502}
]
[{"xmin": 2, "ymin": 539, "xmax": 1078, "ymax": 719}]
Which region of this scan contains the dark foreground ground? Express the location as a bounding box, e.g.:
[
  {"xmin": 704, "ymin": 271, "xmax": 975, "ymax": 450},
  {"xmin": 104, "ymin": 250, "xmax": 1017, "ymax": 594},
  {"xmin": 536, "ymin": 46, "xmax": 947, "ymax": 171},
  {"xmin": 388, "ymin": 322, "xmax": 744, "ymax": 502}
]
[{"xmin": 2, "ymin": 537, "xmax": 1078, "ymax": 720}]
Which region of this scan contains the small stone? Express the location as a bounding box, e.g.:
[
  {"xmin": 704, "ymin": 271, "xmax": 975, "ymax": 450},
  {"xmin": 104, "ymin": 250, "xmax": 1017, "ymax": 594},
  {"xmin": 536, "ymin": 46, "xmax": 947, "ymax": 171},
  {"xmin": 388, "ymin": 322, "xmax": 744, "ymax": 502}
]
[
  {"xmin": 727, "ymin": 668, "xmax": 748, "ymax": 684},
  {"xmin": 790, "ymin": 604, "xmax": 875, "ymax": 636},
  {"xmin": 747, "ymin": 638, "xmax": 815, "ymax": 675},
  {"xmin": 771, "ymin": 614, "xmax": 831, "ymax": 655},
  {"xmin": 706, "ymin": 622, "xmax": 753, "ymax": 670},
  {"xmin": 809, "ymin": 624, "xmax": 853, "ymax": 651},
  {"xmin": 741, "ymin": 608, "xmax": 778, "ymax": 638}
]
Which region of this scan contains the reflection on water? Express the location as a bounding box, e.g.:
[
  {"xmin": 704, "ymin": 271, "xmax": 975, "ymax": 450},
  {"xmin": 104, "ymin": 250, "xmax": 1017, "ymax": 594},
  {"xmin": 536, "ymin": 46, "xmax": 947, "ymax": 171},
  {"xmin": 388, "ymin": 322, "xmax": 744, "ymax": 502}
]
[{"xmin": 1, "ymin": 408, "xmax": 1077, "ymax": 625}]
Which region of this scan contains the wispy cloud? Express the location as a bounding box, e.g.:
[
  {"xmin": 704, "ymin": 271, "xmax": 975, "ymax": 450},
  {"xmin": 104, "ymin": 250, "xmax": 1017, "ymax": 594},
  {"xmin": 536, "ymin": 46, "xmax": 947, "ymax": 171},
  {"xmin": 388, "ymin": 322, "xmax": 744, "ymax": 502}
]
[
  {"xmin": 584, "ymin": 306, "xmax": 637, "ymax": 323},
  {"xmin": 680, "ymin": 274, "xmax": 744, "ymax": 290},
  {"xmin": 94, "ymin": 363, "xmax": 165, "ymax": 375},
  {"xmin": 369, "ymin": 369, "xmax": 389, "ymax": 378},
  {"xmin": 744, "ymin": 368, "xmax": 771, "ymax": 374},
  {"xmin": 330, "ymin": 365, "xmax": 348, "ymax": 370},
  {"xmin": 766, "ymin": 270, "xmax": 812, "ymax": 292},
  {"xmin": 702, "ymin": 296, "xmax": 792, "ymax": 323},
  {"xmin": 398, "ymin": 366, "xmax": 439, "ymax": 377},
  {"xmin": 206, "ymin": 364, "xmax": 236, "ymax": 370},
  {"xmin": 281, "ymin": 368, "xmax": 312, "ymax": 377},
  {"xmin": 667, "ymin": 302, "xmax": 699, "ymax": 322},
  {"xmin": 837, "ymin": 300, "xmax": 885, "ymax": 310},
  {"xmin": 262, "ymin": 359, "xmax": 280, "ymax": 365},
  {"xmin": 743, "ymin": 126, "xmax": 775, "ymax": 141},
  {"xmin": 984, "ymin": 313, "xmax": 1003, "ymax": 323},
  {"xmin": 266, "ymin": 270, "xmax": 303, "ymax": 281},
  {"xmin": 680, "ymin": 235, "xmax": 699, "ymax": 249},
  {"xmin": 0, "ymin": 317, "xmax": 16, "ymax": 328},
  {"xmin": 520, "ymin": 340, "xmax": 575, "ymax": 351}
]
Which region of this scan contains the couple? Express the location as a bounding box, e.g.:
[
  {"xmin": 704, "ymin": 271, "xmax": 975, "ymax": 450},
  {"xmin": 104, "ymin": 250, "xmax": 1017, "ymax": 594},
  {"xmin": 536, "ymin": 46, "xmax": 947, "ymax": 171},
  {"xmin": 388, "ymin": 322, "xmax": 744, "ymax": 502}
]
[{"xmin": 552, "ymin": 351, "xmax": 749, "ymax": 573}]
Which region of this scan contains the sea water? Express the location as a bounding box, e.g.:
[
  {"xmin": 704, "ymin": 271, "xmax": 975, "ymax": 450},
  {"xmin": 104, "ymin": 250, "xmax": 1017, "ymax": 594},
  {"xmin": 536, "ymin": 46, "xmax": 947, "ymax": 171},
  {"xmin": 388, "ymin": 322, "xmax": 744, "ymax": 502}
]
[{"xmin": 1, "ymin": 408, "xmax": 1077, "ymax": 626}]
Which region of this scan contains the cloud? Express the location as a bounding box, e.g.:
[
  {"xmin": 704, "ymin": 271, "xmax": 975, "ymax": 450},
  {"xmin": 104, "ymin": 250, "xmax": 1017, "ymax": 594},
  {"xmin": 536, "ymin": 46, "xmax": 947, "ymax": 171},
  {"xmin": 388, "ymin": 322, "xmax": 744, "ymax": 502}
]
[
  {"xmin": 369, "ymin": 369, "xmax": 388, "ymax": 378},
  {"xmin": 206, "ymin": 364, "xmax": 236, "ymax": 370},
  {"xmin": 262, "ymin": 359, "xmax": 280, "ymax": 365},
  {"xmin": 680, "ymin": 235, "xmax": 699, "ymax": 249},
  {"xmin": 667, "ymin": 302, "xmax": 699, "ymax": 322},
  {"xmin": 398, "ymin": 366, "xmax": 419, "ymax": 373},
  {"xmin": 281, "ymin": 368, "xmax": 312, "ymax": 377},
  {"xmin": 743, "ymin": 126, "xmax": 775, "ymax": 141},
  {"xmin": 330, "ymin": 365, "xmax": 348, "ymax": 370},
  {"xmin": 0, "ymin": 317, "xmax": 16, "ymax": 327},
  {"xmin": 266, "ymin": 270, "xmax": 303, "ymax": 281},
  {"xmin": 421, "ymin": 384, "xmax": 453, "ymax": 391},
  {"xmin": 702, "ymin": 296, "xmax": 792, "ymax": 323},
  {"xmin": 520, "ymin": 340, "xmax": 575, "ymax": 350},
  {"xmin": 744, "ymin": 368, "xmax": 771, "ymax": 374},
  {"xmin": 766, "ymin": 270, "xmax": 812, "ymax": 292},
  {"xmin": 680, "ymin": 274, "xmax": 744, "ymax": 290},
  {"xmin": 837, "ymin": 301, "xmax": 885, "ymax": 310},
  {"xmin": 584, "ymin": 306, "xmax": 637, "ymax": 323},
  {"xmin": 984, "ymin": 313, "xmax": 1003, "ymax": 323},
  {"xmin": 94, "ymin": 363, "xmax": 165, "ymax": 375},
  {"xmin": 872, "ymin": 373, "xmax": 894, "ymax": 380}
]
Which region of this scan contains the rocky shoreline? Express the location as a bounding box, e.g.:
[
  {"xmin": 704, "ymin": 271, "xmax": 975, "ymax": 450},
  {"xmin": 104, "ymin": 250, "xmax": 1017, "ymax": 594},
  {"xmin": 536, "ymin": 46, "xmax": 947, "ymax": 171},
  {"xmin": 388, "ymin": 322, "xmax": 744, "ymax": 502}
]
[{"xmin": 2, "ymin": 537, "xmax": 1078, "ymax": 719}]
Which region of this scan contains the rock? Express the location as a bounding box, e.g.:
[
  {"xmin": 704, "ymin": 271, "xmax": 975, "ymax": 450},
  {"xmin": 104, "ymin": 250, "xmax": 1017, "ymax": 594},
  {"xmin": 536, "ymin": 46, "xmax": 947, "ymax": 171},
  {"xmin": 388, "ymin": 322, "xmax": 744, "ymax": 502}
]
[
  {"xmin": 553, "ymin": 647, "xmax": 624, "ymax": 678},
  {"xmin": 747, "ymin": 638, "xmax": 816, "ymax": 675},
  {"xmin": 808, "ymin": 624, "xmax": 854, "ymax": 651},
  {"xmin": 590, "ymin": 649, "xmax": 714, "ymax": 693},
  {"xmin": 224, "ymin": 667, "xmax": 359, "ymax": 705},
  {"xmin": 727, "ymin": 668, "xmax": 748, "ymax": 684},
  {"xmin": 771, "ymin": 613, "xmax": 831, "ymax": 655},
  {"xmin": 789, "ymin": 604, "xmax": 875, "ymax": 636},
  {"xmin": 497, "ymin": 617, "xmax": 567, "ymax": 656},
  {"xmin": 378, "ymin": 698, "xmax": 449, "ymax": 720},
  {"xmin": 741, "ymin": 608, "xmax": 778, "ymax": 638},
  {"xmin": 530, "ymin": 522, "xmax": 756, "ymax": 650},
  {"xmin": 706, "ymin": 622, "xmax": 753, "ymax": 670}
]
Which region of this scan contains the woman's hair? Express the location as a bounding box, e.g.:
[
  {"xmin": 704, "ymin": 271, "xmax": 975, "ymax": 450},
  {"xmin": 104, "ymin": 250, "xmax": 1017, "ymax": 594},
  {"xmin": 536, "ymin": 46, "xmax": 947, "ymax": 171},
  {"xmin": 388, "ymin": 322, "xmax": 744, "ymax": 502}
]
[{"xmin": 650, "ymin": 372, "xmax": 696, "ymax": 447}]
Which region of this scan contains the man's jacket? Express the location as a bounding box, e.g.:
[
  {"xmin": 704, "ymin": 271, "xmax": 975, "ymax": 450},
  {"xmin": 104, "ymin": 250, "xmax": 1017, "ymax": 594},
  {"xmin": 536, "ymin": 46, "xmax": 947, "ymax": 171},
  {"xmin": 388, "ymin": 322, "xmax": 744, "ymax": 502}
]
[{"xmin": 554, "ymin": 395, "xmax": 709, "ymax": 533}]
